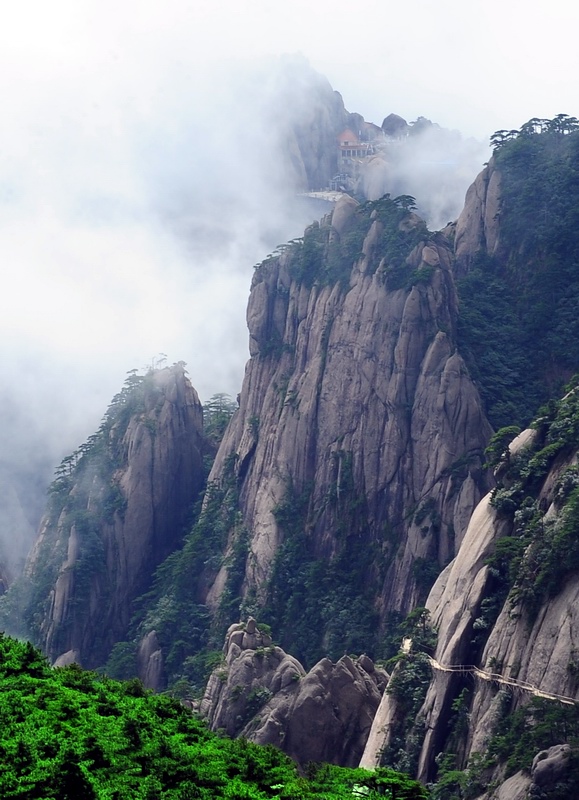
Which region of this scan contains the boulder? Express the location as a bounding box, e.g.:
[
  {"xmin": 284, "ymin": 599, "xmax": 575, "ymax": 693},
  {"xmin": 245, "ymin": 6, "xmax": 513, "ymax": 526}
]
[
  {"xmin": 532, "ymin": 744, "xmax": 571, "ymax": 788},
  {"xmin": 201, "ymin": 620, "xmax": 388, "ymax": 768}
]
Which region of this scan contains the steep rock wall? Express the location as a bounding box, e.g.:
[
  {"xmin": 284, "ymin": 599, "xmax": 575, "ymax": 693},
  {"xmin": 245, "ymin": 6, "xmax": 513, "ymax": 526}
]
[
  {"xmin": 453, "ymin": 128, "xmax": 579, "ymax": 430},
  {"xmin": 17, "ymin": 365, "xmax": 206, "ymax": 669},
  {"xmin": 204, "ymin": 198, "xmax": 493, "ymax": 662},
  {"xmin": 269, "ymin": 60, "xmax": 373, "ymax": 192},
  {"xmin": 454, "ymin": 159, "xmax": 501, "ymax": 274},
  {"xmin": 370, "ymin": 393, "xmax": 579, "ymax": 789},
  {"xmin": 353, "ymin": 136, "xmax": 579, "ymax": 787},
  {"xmin": 360, "ymin": 493, "xmax": 502, "ymax": 774},
  {"xmin": 416, "ymin": 493, "xmax": 502, "ymax": 780},
  {"xmin": 279, "ymin": 77, "xmax": 349, "ymax": 191}
]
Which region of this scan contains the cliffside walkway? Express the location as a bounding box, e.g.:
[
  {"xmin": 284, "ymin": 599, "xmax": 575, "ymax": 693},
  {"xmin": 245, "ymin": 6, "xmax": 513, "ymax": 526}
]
[
  {"xmin": 360, "ymin": 644, "xmax": 579, "ymax": 772},
  {"xmin": 426, "ymin": 655, "xmax": 579, "ymax": 706},
  {"xmin": 297, "ymin": 190, "xmax": 344, "ymax": 202}
]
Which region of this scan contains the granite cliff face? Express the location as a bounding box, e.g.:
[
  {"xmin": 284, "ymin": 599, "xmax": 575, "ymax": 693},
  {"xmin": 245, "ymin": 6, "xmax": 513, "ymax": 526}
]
[
  {"xmin": 434, "ymin": 419, "xmax": 579, "ymax": 794},
  {"xmin": 6, "ymin": 102, "xmax": 579, "ymax": 793},
  {"xmin": 7, "ymin": 365, "xmax": 206, "ymax": 669},
  {"xmin": 200, "ymin": 617, "xmax": 388, "ymax": 768},
  {"xmin": 269, "ymin": 59, "xmax": 376, "ymax": 192},
  {"xmin": 362, "ymin": 392, "xmax": 579, "ymax": 793},
  {"xmin": 274, "ymin": 67, "xmax": 349, "ymax": 191},
  {"xmin": 454, "ymin": 159, "xmax": 502, "ymax": 275},
  {"xmin": 353, "ymin": 129, "xmax": 579, "ymax": 795},
  {"xmin": 201, "ymin": 195, "xmax": 492, "ymax": 664}
]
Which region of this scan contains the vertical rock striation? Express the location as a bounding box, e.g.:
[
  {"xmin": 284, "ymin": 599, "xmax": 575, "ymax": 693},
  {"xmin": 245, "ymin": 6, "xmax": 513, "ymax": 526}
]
[
  {"xmin": 12, "ymin": 365, "xmax": 206, "ymax": 669},
  {"xmin": 204, "ymin": 197, "xmax": 493, "ymax": 662},
  {"xmin": 374, "ymin": 399, "xmax": 579, "ymax": 789},
  {"xmin": 454, "ymin": 159, "xmax": 501, "ymax": 275}
]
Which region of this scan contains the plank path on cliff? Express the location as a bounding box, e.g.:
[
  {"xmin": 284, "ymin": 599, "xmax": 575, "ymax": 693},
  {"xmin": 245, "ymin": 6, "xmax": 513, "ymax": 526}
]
[{"xmin": 425, "ymin": 653, "xmax": 578, "ymax": 707}]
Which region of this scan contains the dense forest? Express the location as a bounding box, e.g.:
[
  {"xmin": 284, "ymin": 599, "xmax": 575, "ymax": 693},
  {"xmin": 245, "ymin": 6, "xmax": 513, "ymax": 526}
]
[
  {"xmin": 0, "ymin": 633, "xmax": 427, "ymax": 799},
  {"xmin": 458, "ymin": 115, "xmax": 579, "ymax": 428},
  {"xmin": 5, "ymin": 116, "xmax": 579, "ymax": 797}
]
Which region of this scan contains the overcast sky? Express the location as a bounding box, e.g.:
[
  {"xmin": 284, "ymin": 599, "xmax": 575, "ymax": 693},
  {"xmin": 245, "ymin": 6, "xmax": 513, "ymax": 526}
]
[{"xmin": 1, "ymin": 0, "xmax": 578, "ymax": 551}]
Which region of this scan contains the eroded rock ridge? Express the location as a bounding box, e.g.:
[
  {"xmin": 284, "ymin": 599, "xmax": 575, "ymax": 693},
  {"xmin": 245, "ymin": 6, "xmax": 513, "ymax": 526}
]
[
  {"xmin": 201, "ymin": 617, "xmax": 388, "ymax": 768},
  {"xmin": 8, "ymin": 365, "xmax": 207, "ymax": 669},
  {"xmin": 202, "ymin": 196, "xmax": 492, "ymax": 664}
]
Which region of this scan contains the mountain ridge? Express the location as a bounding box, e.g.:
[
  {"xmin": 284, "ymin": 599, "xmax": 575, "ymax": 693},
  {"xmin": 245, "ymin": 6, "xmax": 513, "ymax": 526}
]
[{"xmin": 5, "ymin": 111, "xmax": 579, "ymax": 798}]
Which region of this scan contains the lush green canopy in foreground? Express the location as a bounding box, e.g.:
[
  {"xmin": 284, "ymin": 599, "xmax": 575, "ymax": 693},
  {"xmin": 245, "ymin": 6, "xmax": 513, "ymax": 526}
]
[{"xmin": 0, "ymin": 634, "xmax": 427, "ymax": 799}]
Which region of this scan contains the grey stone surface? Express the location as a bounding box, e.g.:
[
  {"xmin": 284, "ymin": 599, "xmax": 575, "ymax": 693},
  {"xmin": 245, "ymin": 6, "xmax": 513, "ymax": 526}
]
[
  {"xmin": 206, "ymin": 206, "xmax": 492, "ymax": 626},
  {"xmin": 25, "ymin": 365, "xmax": 206, "ymax": 670},
  {"xmin": 201, "ymin": 620, "xmax": 388, "ymax": 768}
]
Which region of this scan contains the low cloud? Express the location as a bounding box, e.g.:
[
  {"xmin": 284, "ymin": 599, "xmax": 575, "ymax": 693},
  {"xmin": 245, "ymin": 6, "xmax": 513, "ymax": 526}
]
[{"xmin": 0, "ymin": 25, "xmax": 489, "ymax": 572}]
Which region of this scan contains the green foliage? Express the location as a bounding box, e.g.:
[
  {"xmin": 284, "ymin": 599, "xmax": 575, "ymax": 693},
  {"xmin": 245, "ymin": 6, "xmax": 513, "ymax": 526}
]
[
  {"xmin": 380, "ymin": 609, "xmax": 437, "ymax": 773},
  {"xmin": 493, "ymin": 120, "xmax": 579, "ymax": 265},
  {"xmin": 397, "ymin": 607, "xmax": 438, "ymax": 655},
  {"xmin": 412, "ymin": 559, "xmax": 440, "ymax": 597},
  {"xmin": 305, "ymin": 763, "xmax": 429, "ymax": 800},
  {"xmin": 0, "ymin": 633, "xmax": 428, "ymax": 799},
  {"xmin": 380, "ymin": 652, "xmax": 432, "ymax": 774},
  {"xmin": 485, "ymin": 382, "xmax": 579, "ymax": 617},
  {"xmin": 239, "ymin": 686, "xmax": 273, "ymax": 728},
  {"xmin": 132, "ymin": 454, "xmax": 247, "ymax": 692},
  {"xmin": 366, "ymin": 194, "xmax": 429, "ymax": 288},
  {"xmin": 512, "ymin": 487, "xmax": 579, "ymax": 614},
  {"xmin": 460, "ymin": 121, "xmax": 579, "ymax": 428},
  {"xmin": 281, "ymin": 194, "xmax": 429, "ymax": 290},
  {"xmin": 259, "ymin": 331, "xmax": 294, "ymax": 360},
  {"xmin": 410, "ymin": 502, "xmax": 442, "ymax": 602},
  {"xmin": 429, "ymin": 754, "xmax": 467, "ymax": 800},
  {"xmin": 216, "ymin": 524, "xmax": 251, "ymax": 634},
  {"xmin": 405, "ymin": 266, "xmax": 435, "ymax": 290},
  {"xmin": 103, "ymin": 642, "xmax": 138, "ymax": 681},
  {"xmin": 456, "ymin": 254, "xmax": 541, "ymax": 429},
  {"xmin": 0, "ymin": 368, "xmax": 183, "ymax": 649},
  {"xmin": 429, "ymin": 751, "xmax": 489, "ymax": 800},
  {"xmin": 202, "ymin": 393, "xmax": 237, "ymax": 448},
  {"xmin": 546, "ymin": 387, "xmax": 579, "ymax": 447},
  {"xmin": 262, "ymin": 472, "xmax": 382, "ymax": 668},
  {"xmin": 484, "ymin": 426, "xmax": 522, "ymax": 469},
  {"xmin": 256, "ymin": 622, "xmax": 272, "ymax": 637},
  {"xmin": 289, "ymin": 223, "xmax": 327, "ymax": 286},
  {"xmin": 487, "ymin": 696, "xmax": 579, "ymax": 777},
  {"xmin": 554, "ymin": 465, "xmax": 579, "ymax": 504}
]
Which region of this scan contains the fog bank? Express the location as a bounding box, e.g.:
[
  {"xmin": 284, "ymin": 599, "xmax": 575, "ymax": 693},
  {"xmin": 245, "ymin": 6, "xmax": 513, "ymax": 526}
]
[{"xmin": 0, "ymin": 44, "xmax": 489, "ymax": 575}]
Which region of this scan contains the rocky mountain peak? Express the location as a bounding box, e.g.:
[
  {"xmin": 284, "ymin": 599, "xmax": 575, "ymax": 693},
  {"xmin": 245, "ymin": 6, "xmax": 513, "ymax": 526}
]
[
  {"xmin": 200, "ymin": 196, "xmax": 492, "ymax": 667},
  {"xmin": 1, "ymin": 364, "xmax": 207, "ymax": 669},
  {"xmin": 200, "ymin": 618, "xmax": 388, "ymax": 768}
]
